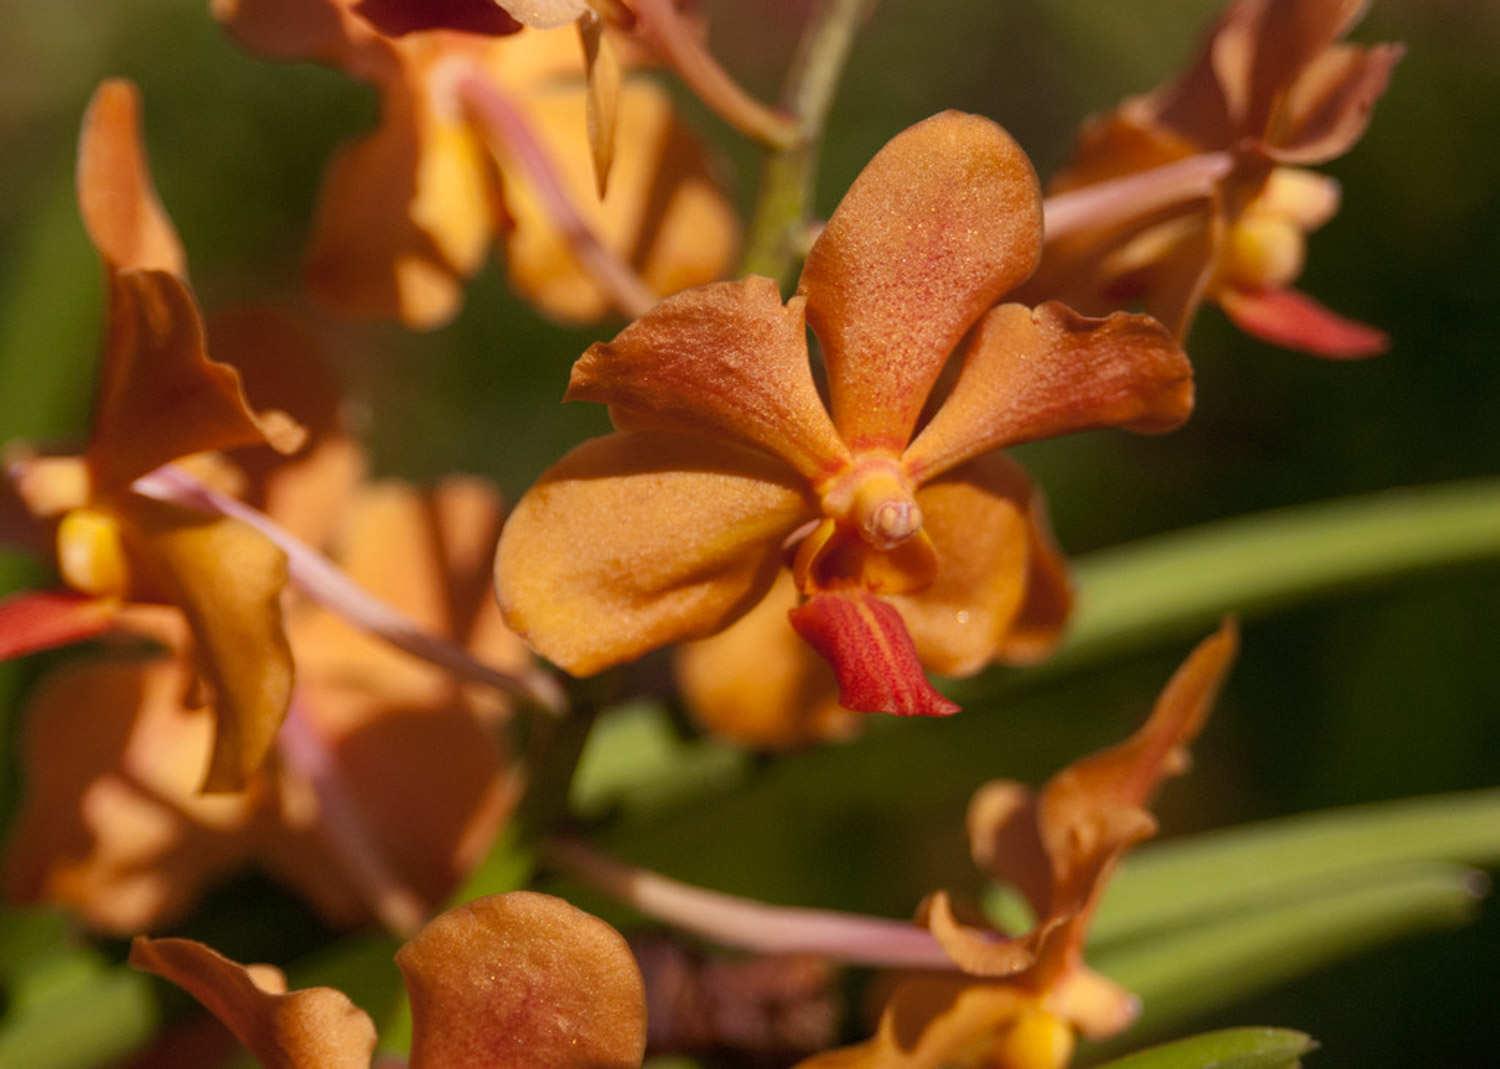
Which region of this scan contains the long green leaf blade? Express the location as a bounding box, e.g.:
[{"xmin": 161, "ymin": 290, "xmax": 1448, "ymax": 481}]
[{"xmin": 1093, "ymin": 1027, "xmax": 1317, "ymax": 1069}]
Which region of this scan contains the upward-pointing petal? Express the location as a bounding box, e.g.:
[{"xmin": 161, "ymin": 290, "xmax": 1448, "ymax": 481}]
[
  {"xmin": 567, "ymin": 278, "xmax": 848, "ymax": 481},
  {"xmin": 799, "ymin": 112, "xmax": 1043, "ymax": 452}
]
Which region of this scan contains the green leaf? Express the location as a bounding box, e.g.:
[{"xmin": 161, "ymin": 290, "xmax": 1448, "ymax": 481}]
[
  {"xmin": 1092, "ymin": 1027, "xmax": 1317, "ymax": 1069},
  {"xmin": 1091, "ymin": 864, "xmax": 1484, "ymax": 1042},
  {"xmin": 1091, "ymin": 788, "xmax": 1500, "ymax": 945}
]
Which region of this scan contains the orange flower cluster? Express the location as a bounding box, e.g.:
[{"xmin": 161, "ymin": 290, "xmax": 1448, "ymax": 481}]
[{"xmin": 0, "ymin": 1, "xmax": 1407, "ymax": 1066}]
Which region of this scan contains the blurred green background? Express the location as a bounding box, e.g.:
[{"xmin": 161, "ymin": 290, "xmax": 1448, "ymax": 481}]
[{"xmin": 1, "ymin": 1, "xmax": 1497, "ymax": 1066}]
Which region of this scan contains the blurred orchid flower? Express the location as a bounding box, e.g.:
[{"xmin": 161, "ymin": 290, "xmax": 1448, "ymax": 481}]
[
  {"xmin": 213, "ymin": 0, "xmax": 740, "ymax": 328},
  {"xmin": 4, "ymin": 430, "xmax": 530, "ymax": 937},
  {"xmin": 0, "ymin": 80, "xmax": 306, "ymax": 792},
  {"xmin": 797, "ymin": 623, "xmax": 1238, "ymax": 1069},
  {"xmin": 1026, "ymin": 0, "xmax": 1403, "ymax": 358},
  {"xmin": 131, "ymin": 891, "xmax": 648, "ymax": 1068},
  {"xmin": 497, "ymin": 111, "xmax": 1193, "ymax": 721}
]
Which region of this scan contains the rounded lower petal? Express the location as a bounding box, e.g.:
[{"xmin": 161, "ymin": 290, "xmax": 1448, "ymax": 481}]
[
  {"xmin": 496, "ymin": 431, "xmax": 811, "ymax": 676},
  {"xmin": 798, "ymin": 111, "xmax": 1043, "ymax": 452},
  {"xmin": 904, "ymin": 303, "xmax": 1193, "ymax": 483},
  {"xmin": 397, "ymin": 891, "xmax": 646, "ymax": 1069}
]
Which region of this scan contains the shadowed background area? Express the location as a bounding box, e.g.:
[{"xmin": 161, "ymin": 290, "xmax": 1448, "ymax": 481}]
[{"xmin": 0, "ymin": 1, "xmax": 1496, "ymax": 1066}]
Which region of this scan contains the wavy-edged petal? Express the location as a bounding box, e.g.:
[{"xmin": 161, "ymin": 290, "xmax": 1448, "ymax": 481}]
[
  {"xmin": 1219, "ymin": 285, "xmax": 1388, "ymax": 358},
  {"xmin": 130, "ymin": 937, "xmax": 376, "ymax": 1069},
  {"xmin": 88, "ymin": 272, "xmax": 305, "ymax": 491},
  {"xmin": 123, "ymin": 498, "xmax": 294, "ymax": 793},
  {"xmin": 788, "ymin": 590, "xmax": 959, "ymax": 718},
  {"xmin": 1269, "ymin": 42, "xmax": 1404, "ymax": 163},
  {"xmin": 397, "ymin": 891, "xmax": 646, "ymax": 1069},
  {"xmin": 568, "ymin": 279, "xmax": 847, "ymax": 480},
  {"xmin": 307, "ymin": 75, "xmax": 498, "ymax": 329},
  {"xmin": 904, "ymin": 303, "xmax": 1192, "ymax": 483},
  {"xmin": 676, "ymin": 570, "xmax": 856, "ymax": 749},
  {"xmin": 799, "ymin": 111, "xmax": 1043, "ymax": 451},
  {"xmin": 500, "ymin": 76, "xmax": 740, "ymax": 323},
  {"xmin": 77, "ymin": 79, "xmax": 185, "ymax": 277},
  {"xmin": 496, "ymin": 431, "xmax": 811, "ymax": 675}
]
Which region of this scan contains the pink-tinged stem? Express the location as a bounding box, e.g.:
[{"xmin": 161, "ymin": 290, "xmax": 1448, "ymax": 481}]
[
  {"xmin": 132, "ymin": 466, "xmax": 567, "ymax": 715},
  {"xmin": 277, "ymin": 697, "xmax": 426, "ymax": 938},
  {"xmin": 629, "ymin": 0, "xmax": 800, "ymax": 150},
  {"xmin": 546, "ymin": 838, "xmax": 963, "ymax": 969},
  {"xmin": 1042, "ymin": 151, "xmax": 1235, "ymax": 244},
  {"xmin": 458, "ymin": 74, "xmax": 656, "ymax": 320}
]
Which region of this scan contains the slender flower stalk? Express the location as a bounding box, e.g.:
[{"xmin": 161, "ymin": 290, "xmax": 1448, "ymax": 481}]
[
  {"xmin": 133, "ymin": 466, "xmax": 568, "ymax": 715},
  {"xmin": 742, "ymin": 0, "xmax": 878, "ymax": 283},
  {"xmin": 1041, "ymin": 151, "xmax": 1235, "ymax": 244},
  {"xmin": 629, "ymin": 0, "xmax": 800, "ymax": 150},
  {"xmin": 277, "ymin": 699, "xmax": 427, "ymax": 937},
  {"xmin": 458, "ymin": 74, "xmax": 657, "ymax": 319},
  {"xmin": 545, "ymin": 837, "xmax": 967, "ymax": 969}
]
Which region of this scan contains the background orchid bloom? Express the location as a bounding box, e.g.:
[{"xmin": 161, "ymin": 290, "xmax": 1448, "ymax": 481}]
[
  {"xmin": 214, "ymin": 0, "xmax": 739, "ymax": 328},
  {"xmin": 131, "ymin": 891, "xmax": 648, "ymax": 1068},
  {"xmin": 0, "ymin": 79, "xmax": 306, "ymax": 792},
  {"xmin": 1023, "ymin": 0, "xmax": 1403, "ymax": 359},
  {"xmin": 4, "ymin": 432, "xmax": 529, "ymax": 936},
  {"xmin": 497, "ymin": 110, "xmax": 1193, "ymax": 719},
  {"xmin": 799, "ymin": 624, "xmax": 1238, "ymax": 1069}
]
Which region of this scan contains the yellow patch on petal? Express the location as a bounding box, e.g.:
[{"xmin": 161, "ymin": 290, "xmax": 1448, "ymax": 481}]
[
  {"xmin": 122, "ymin": 497, "xmax": 294, "ymax": 793},
  {"xmin": 496, "ymin": 431, "xmax": 811, "ymax": 675},
  {"xmin": 56, "ymin": 507, "xmax": 129, "ymax": 598}
]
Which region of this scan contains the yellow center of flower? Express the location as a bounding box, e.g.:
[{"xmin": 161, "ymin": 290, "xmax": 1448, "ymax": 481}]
[
  {"xmin": 994, "ymin": 1008, "xmax": 1076, "ymax": 1069},
  {"xmin": 56, "ymin": 507, "xmax": 129, "ymax": 598},
  {"xmin": 820, "ymin": 456, "xmax": 923, "ymax": 551}
]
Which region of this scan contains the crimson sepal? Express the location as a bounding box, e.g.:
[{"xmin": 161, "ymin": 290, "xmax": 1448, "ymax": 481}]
[
  {"xmin": 0, "ymin": 590, "xmax": 116, "ymax": 661},
  {"xmin": 353, "ymin": 0, "xmax": 524, "ymax": 37},
  {"xmin": 1220, "ymin": 287, "xmax": 1389, "ymax": 360},
  {"xmin": 789, "ymin": 590, "xmax": 960, "ymax": 718}
]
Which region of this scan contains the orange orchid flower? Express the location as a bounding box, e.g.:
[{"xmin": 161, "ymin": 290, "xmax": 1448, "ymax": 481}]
[
  {"xmin": 131, "ymin": 890, "xmax": 648, "ymax": 1068},
  {"xmin": 5, "ymin": 436, "xmax": 529, "ymax": 937},
  {"xmin": 797, "ymin": 623, "xmax": 1238, "ymax": 1069},
  {"xmin": 497, "ymin": 111, "xmax": 1194, "ymax": 720},
  {"xmin": 1025, "ymin": 0, "xmax": 1403, "ymax": 358},
  {"xmin": 214, "ymin": 0, "xmax": 739, "ymax": 328},
  {"xmin": 0, "ymin": 79, "xmax": 307, "ymax": 792}
]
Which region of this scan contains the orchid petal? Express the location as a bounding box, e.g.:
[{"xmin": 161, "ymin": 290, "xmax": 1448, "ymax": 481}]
[
  {"xmin": 496, "ymin": 0, "xmax": 588, "ymax": 29},
  {"xmin": 1246, "ymin": 0, "xmax": 1371, "ymax": 135},
  {"xmin": 88, "ymin": 271, "xmax": 306, "ymax": 491},
  {"xmin": 308, "ymin": 77, "xmax": 497, "ymax": 329},
  {"xmin": 799, "ymin": 111, "xmax": 1043, "ymax": 451},
  {"xmin": 922, "ymin": 891, "xmax": 1041, "ymax": 977},
  {"xmin": 130, "ymin": 937, "xmax": 377, "ymax": 1069},
  {"xmin": 1269, "ymin": 42, "xmax": 1405, "ymax": 163},
  {"xmin": 1219, "ymin": 285, "xmax": 1388, "ymax": 358},
  {"xmin": 579, "ymin": 12, "xmax": 621, "ymax": 197},
  {"xmin": 569, "ymin": 278, "xmax": 847, "ymax": 481},
  {"xmin": 123, "ymin": 498, "xmax": 294, "ymax": 793},
  {"xmin": 0, "ymin": 590, "xmax": 116, "ymax": 661},
  {"xmin": 498, "ymin": 78, "xmax": 740, "ymax": 323},
  {"xmin": 788, "ymin": 590, "xmax": 959, "ymax": 718},
  {"xmin": 904, "ymin": 303, "xmax": 1192, "ymax": 483},
  {"xmin": 212, "ymin": 0, "xmax": 368, "ymax": 64},
  {"xmin": 496, "ymin": 431, "xmax": 811, "ymax": 676},
  {"xmin": 677, "ymin": 570, "xmax": 855, "ymax": 750},
  {"xmin": 77, "ymin": 79, "xmax": 185, "ymax": 277},
  {"xmin": 397, "ymin": 891, "xmax": 646, "ymax": 1069}
]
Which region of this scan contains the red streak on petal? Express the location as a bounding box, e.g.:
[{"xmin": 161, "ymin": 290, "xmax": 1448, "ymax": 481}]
[
  {"xmin": 789, "ymin": 590, "xmax": 959, "ymax": 718},
  {"xmin": 1220, "ymin": 286, "xmax": 1389, "ymax": 360},
  {"xmin": 0, "ymin": 590, "xmax": 115, "ymax": 661}
]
